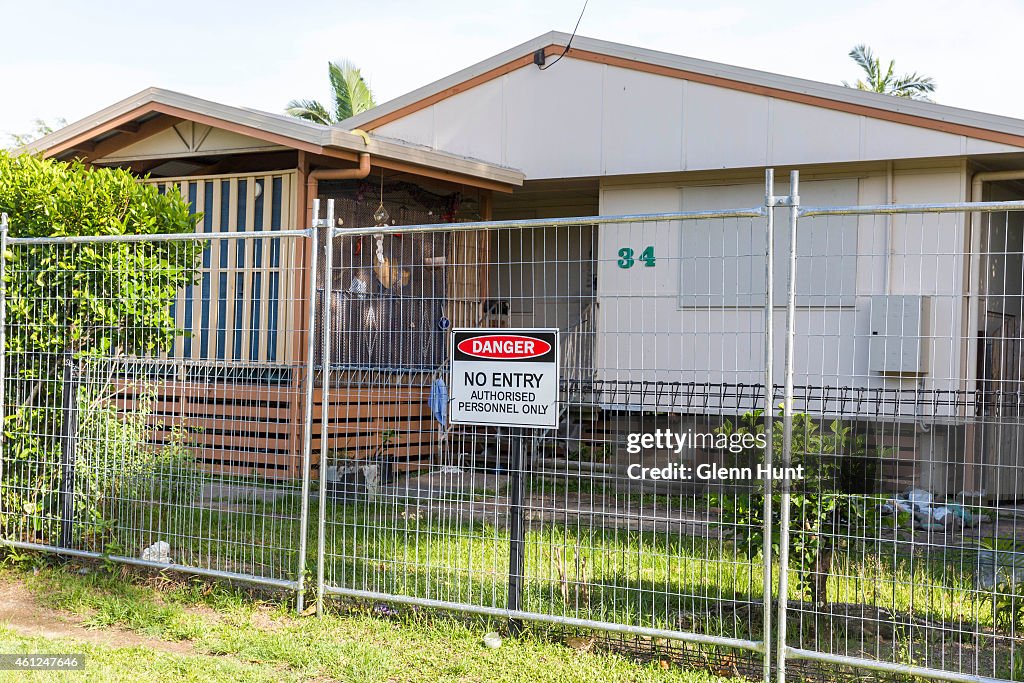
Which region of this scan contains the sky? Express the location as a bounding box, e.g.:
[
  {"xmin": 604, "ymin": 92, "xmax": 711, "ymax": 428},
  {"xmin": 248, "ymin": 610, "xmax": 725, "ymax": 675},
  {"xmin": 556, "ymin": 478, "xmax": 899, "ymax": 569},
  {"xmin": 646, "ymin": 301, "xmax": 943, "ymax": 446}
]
[{"xmin": 2, "ymin": 0, "xmax": 1021, "ymax": 141}]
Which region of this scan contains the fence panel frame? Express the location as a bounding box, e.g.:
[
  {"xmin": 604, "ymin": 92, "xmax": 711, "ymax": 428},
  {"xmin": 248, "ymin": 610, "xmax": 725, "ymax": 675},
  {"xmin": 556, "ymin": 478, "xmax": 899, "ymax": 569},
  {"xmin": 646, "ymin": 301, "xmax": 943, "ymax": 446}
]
[
  {"xmin": 316, "ymin": 195, "xmax": 777, "ymax": 670},
  {"xmin": 5, "ymin": 174, "xmax": 1024, "ymax": 681},
  {"xmin": 0, "ymin": 227, "xmax": 317, "ymax": 602},
  {"xmin": 777, "ymin": 181, "xmax": 1024, "ymax": 683}
]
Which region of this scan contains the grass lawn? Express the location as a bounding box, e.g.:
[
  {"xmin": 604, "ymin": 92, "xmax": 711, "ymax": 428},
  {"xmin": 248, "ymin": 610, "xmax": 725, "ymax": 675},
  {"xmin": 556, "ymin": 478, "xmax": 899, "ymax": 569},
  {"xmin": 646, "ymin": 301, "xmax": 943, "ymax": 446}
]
[
  {"xmin": 5, "ymin": 472, "xmax": 1018, "ymax": 680},
  {"xmin": 30, "ymin": 480, "xmax": 1004, "ymax": 639},
  {"xmin": 0, "ymin": 561, "xmax": 732, "ymax": 683},
  {"xmin": 84, "ymin": 488, "xmax": 994, "ymax": 630}
]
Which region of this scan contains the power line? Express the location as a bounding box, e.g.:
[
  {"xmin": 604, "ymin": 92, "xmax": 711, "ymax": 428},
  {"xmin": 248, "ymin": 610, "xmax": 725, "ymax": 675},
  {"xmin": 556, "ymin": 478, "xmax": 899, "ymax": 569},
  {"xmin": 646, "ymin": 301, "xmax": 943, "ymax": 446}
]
[{"xmin": 535, "ymin": 0, "xmax": 589, "ymax": 71}]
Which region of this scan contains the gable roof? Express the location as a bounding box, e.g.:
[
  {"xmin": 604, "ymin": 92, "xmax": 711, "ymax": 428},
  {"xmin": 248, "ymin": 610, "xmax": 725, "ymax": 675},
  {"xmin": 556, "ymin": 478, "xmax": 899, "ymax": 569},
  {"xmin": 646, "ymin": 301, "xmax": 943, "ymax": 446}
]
[
  {"xmin": 344, "ymin": 31, "xmax": 1024, "ymax": 148},
  {"xmin": 24, "ymin": 87, "xmax": 524, "ymax": 189}
]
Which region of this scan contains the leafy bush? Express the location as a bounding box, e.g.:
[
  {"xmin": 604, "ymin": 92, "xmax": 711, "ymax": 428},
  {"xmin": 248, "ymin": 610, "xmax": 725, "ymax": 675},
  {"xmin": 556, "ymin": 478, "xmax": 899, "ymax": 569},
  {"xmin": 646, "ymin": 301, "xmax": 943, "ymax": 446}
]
[
  {"xmin": 0, "ymin": 152, "xmax": 202, "ymax": 545},
  {"xmin": 0, "ymin": 152, "xmax": 202, "ymax": 358}
]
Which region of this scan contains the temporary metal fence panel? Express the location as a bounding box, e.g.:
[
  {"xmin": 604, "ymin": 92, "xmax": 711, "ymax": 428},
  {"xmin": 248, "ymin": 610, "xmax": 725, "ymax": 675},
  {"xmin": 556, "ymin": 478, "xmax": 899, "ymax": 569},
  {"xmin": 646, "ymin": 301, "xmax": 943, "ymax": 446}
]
[
  {"xmin": 0, "ymin": 228, "xmax": 318, "ymax": 604},
  {"xmin": 776, "ymin": 194, "xmax": 1024, "ymax": 683},
  {"xmin": 315, "ymin": 199, "xmax": 776, "ymax": 672}
]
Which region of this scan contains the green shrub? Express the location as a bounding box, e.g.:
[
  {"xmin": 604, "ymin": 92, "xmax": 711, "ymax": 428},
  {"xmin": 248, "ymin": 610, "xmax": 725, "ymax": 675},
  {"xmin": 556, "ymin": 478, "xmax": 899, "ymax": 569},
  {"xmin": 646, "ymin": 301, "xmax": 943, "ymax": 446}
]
[
  {"xmin": 0, "ymin": 152, "xmax": 202, "ymax": 546},
  {"xmin": 74, "ymin": 385, "xmax": 198, "ymax": 552},
  {"xmin": 0, "ymin": 152, "xmax": 202, "ymax": 357},
  {"xmin": 712, "ymin": 408, "xmax": 878, "ymax": 606}
]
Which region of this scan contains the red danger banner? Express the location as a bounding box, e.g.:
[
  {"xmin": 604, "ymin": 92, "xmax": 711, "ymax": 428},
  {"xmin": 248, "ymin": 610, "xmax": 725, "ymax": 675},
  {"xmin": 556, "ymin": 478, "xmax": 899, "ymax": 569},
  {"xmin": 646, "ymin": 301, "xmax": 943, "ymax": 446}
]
[
  {"xmin": 450, "ymin": 328, "xmax": 559, "ymax": 428},
  {"xmin": 456, "ymin": 334, "xmax": 552, "ymax": 360}
]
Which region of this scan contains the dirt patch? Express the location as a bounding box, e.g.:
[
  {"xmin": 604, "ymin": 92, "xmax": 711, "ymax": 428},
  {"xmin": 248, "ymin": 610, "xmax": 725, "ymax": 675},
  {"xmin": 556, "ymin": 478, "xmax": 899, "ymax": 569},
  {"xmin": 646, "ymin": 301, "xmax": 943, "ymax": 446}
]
[
  {"xmin": 243, "ymin": 606, "xmax": 286, "ymax": 632},
  {"xmin": 0, "ymin": 580, "xmax": 193, "ymax": 654}
]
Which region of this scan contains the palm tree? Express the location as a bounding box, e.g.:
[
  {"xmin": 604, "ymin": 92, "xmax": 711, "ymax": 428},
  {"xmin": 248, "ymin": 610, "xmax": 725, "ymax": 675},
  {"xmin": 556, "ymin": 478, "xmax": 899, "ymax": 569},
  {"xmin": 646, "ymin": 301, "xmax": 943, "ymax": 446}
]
[
  {"xmin": 842, "ymin": 45, "xmax": 936, "ymax": 101},
  {"xmin": 8, "ymin": 117, "xmax": 67, "ymax": 148},
  {"xmin": 286, "ymin": 60, "xmax": 376, "ymax": 125}
]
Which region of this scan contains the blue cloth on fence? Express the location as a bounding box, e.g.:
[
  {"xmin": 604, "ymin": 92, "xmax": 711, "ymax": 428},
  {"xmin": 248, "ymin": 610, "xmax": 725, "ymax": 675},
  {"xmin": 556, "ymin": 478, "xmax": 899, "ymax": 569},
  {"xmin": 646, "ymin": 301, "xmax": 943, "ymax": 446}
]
[{"xmin": 429, "ymin": 378, "xmax": 448, "ymax": 428}]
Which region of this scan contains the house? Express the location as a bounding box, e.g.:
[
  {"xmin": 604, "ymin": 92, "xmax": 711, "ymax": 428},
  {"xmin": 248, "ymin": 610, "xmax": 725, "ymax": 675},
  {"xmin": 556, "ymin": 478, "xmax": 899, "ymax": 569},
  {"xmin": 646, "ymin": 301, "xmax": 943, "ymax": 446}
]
[
  {"xmin": 338, "ymin": 32, "xmax": 1024, "ymax": 501},
  {"xmin": 26, "ymin": 32, "xmax": 1024, "ymax": 500}
]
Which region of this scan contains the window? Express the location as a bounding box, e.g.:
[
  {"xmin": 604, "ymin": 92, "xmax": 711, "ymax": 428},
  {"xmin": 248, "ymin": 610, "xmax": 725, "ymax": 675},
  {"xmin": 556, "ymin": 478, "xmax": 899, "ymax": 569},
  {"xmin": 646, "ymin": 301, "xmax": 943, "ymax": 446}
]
[{"xmin": 678, "ymin": 179, "xmax": 858, "ymax": 308}]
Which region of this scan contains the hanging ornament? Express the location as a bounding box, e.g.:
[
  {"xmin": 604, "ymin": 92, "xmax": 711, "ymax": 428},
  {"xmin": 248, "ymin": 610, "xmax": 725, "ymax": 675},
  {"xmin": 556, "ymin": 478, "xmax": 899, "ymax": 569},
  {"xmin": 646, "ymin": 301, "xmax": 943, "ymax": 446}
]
[
  {"xmin": 373, "ymin": 169, "xmax": 390, "ymax": 228},
  {"xmin": 373, "ymin": 169, "xmax": 387, "ymax": 264},
  {"xmin": 370, "ymin": 168, "xmax": 409, "ymax": 290}
]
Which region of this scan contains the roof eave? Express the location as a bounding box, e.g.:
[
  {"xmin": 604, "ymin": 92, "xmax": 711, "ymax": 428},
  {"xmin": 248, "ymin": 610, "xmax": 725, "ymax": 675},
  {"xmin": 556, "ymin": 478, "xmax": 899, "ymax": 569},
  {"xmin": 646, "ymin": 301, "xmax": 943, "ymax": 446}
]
[
  {"xmin": 327, "ymin": 129, "xmax": 522, "ymax": 187},
  {"xmin": 19, "ymin": 88, "xmax": 523, "ymax": 188},
  {"xmin": 342, "ymin": 32, "xmax": 570, "ymax": 131}
]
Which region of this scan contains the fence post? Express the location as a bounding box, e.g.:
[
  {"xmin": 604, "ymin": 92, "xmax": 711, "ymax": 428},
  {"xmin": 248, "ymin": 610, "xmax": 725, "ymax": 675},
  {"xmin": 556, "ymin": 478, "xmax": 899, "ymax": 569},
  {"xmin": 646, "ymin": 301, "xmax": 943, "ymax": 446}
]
[
  {"xmin": 0, "ymin": 215, "xmax": 6, "ymax": 486},
  {"xmin": 506, "ymin": 428, "xmax": 527, "ymax": 635},
  {"xmin": 295, "ymin": 222, "xmax": 320, "ymax": 614},
  {"xmin": 316, "ymin": 198, "xmax": 335, "ymax": 617},
  {"xmin": 762, "ymin": 171, "xmax": 775, "ymax": 683},
  {"xmin": 775, "ymin": 170, "xmax": 800, "ymax": 683},
  {"xmin": 59, "ymin": 353, "xmax": 81, "ymax": 549}
]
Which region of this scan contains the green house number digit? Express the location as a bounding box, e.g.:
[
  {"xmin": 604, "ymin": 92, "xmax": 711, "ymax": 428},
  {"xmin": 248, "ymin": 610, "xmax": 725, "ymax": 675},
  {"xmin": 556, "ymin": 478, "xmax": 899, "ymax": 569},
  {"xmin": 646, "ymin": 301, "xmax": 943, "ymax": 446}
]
[{"xmin": 617, "ymin": 246, "xmax": 655, "ymax": 268}]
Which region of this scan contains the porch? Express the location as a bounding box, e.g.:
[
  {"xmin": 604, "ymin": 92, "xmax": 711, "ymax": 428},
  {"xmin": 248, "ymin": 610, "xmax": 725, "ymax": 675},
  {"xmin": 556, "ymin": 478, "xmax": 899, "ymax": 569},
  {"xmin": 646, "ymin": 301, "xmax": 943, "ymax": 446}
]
[{"xmin": 112, "ymin": 172, "xmax": 602, "ymax": 481}]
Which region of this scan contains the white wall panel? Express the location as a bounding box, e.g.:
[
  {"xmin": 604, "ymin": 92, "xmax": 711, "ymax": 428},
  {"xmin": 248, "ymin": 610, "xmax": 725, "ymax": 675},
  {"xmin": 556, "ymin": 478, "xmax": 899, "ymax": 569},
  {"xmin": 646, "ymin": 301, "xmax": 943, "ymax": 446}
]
[
  {"xmin": 682, "ymin": 83, "xmax": 769, "ymax": 170},
  {"xmin": 601, "ymin": 67, "xmax": 684, "ymax": 174},
  {"xmin": 862, "ymin": 117, "xmax": 963, "ymax": 160},
  {"xmin": 601, "ymin": 186, "xmax": 680, "ymax": 215},
  {"xmin": 372, "ymin": 58, "xmax": 1024, "ymax": 179},
  {"xmin": 503, "ymin": 59, "xmax": 604, "ymax": 178},
  {"xmin": 670, "ymin": 179, "xmax": 859, "ymax": 307},
  {"xmin": 432, "ymin": 78, "xmax": 505, "ymax": 164},
  {"xmin": 769, "ymin": 100, "xmax": 861, "ymax": 166},
  {"xmin": 374, "ymin": 107, "xmax": 435, "ymax": 148},
  {"xmin": 594, "ymin": 170, "xmax": 967, "ymax": 415},
  {"xmin": 965, "ymin": 138, "xmax": 1024, "ymax": 155}
]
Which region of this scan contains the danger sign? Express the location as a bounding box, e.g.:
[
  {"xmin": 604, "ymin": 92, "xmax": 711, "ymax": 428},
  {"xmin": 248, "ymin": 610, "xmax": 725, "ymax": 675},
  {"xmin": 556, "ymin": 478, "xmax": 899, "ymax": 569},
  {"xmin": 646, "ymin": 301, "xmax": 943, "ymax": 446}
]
[{"xmin": 450, "ymin": 328, "xmax": 560, "ymax": 428}]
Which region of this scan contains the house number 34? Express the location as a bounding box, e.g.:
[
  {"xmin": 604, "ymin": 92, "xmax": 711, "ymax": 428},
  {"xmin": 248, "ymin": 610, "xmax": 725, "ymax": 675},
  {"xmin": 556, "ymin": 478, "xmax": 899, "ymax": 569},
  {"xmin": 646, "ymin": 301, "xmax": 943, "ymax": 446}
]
[{"xmin": 617, "ymin": 246, "xmax": 656, "ymax": 268}]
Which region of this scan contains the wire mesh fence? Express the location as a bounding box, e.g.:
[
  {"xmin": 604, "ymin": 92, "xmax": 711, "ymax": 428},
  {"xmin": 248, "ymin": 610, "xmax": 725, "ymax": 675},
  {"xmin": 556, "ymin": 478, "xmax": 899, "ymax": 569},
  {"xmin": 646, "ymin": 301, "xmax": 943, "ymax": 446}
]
[
  {"xmin": 316, "ymin": 207, "xmax": 775, "ymax": 670},
  {"xmin": 777, "ymin": 199, "xmax": 1024, "ymax": 683},
  {"xmin": 0, "ymin": 229, "xmax": 317, "ymax": 595},
  {"xmin": 2, "ymin": 170, "xmax": 1024, "ymax": 683}
]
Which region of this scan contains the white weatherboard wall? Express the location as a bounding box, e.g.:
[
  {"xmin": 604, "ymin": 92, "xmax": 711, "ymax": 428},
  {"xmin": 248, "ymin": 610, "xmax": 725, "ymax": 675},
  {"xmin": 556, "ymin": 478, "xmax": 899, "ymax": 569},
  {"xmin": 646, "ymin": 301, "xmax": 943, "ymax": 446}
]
[
  {"xmin": 371, "ymin": 58, "xmax": 1024, "ymax": 179},
  {"xmin": 595, "ymin": 167, "xmax": 970, "ymax": 418}
]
